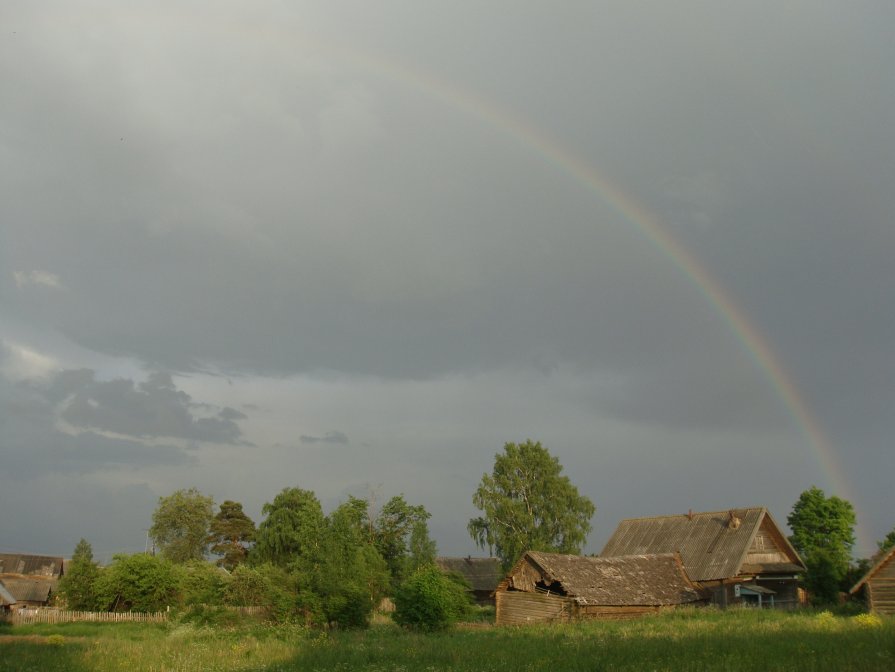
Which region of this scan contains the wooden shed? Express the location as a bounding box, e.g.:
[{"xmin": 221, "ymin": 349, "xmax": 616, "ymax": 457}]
[
  {"xmin": 435, "ymin": 557, "xmax": 502, "ymax": 604},
  {"xmin": 495, "ymin": 551, "xmax": 704, "ymax": 626},
  {"xmin": 850, "ymin": 545, "xmax": 895, "ymax": 615},
  {"xmin": 0, "ymin": 553, "xmax": 64, "ymax": 610},
  {"xmin": 601, "ymin": 508, "xmax": 805, "ymax": 608}
]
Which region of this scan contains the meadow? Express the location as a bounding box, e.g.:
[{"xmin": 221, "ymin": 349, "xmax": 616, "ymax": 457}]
[{"xmin": 1, "ymin": 608, "xmax": 892, "ymax": 672}]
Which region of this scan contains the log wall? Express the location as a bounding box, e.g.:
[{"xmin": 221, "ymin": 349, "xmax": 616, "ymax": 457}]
[
  {"xmin": 867, "ymin": 554, "xmax": 895, "ymax": 615},
  {"xmin": 495, "ymin": 590, "xmax": 573, "ymax": 626}
]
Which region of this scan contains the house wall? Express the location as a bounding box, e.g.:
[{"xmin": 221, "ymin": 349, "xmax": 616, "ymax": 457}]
[
  {"xmin": 867, "ymin": 555, "xmax": 895, "ymax": 615},
  {"xmin": 744, "ymin": 519, "xmax": 794, "ymax": 567},
  {"xmin": 703, "ymin": 579, "xmax": 799, "ymax": 609},
  {"xmin": 495, "ymin": 590, "xmax": 573, "ymax": 626}
]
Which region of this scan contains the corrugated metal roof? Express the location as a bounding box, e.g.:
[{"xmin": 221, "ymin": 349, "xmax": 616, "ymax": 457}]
[
  {"xmin": 435, "ymin": 557, "xmax": 503, "ymax": 591},
  {"xmin": 520, "ymin": 551, "xmax": 703, "ymax": 606},
  {"xmin": 0, "ymin": 554, "xmax": 64, "ymax": 578},
  {"xmin": 0, "ymin": 576, "xmax": 54, "ymax": 603},
  {"xmin": 600, "ymin": 508, "xmax": 774, "ymax": 582}
]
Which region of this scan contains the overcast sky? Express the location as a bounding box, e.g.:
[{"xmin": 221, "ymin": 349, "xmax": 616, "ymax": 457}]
[{"xmin": 2, "ymin": 1, "xmax": 893, "ymax": 562}]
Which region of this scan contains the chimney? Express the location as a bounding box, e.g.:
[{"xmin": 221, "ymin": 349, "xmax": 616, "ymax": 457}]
[
  {"xmin": 728, "ymin": 510, "xmax": 741, "ymax": 530},
  {"xmin": 687, "ymin": 509, "xmax": 694, "ymax": 521}
]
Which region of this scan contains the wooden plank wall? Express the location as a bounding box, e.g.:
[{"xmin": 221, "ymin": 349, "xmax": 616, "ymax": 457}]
[
  {"xmin": 495, "ymin": 591, "xmax": 572, "ymax": 626},
  {"xmin": 868, "ymin": 555, "xmax": 895, "ymax": 615}
]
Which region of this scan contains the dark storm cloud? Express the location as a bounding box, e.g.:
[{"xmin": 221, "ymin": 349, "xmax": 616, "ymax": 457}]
[
  {"xmin": 300, "ymin": 431, "xmax": 349, "ymax": 446},
  {"xmin": 0, "ymin": 372, "xmax": 193, "ymax": 479},
  {"xmin": 39, "ymin": 370, "xmax": 250, "ymax": 444}
]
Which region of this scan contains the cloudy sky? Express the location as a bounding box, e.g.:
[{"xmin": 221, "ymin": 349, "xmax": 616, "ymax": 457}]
[{"xmin": 2, "ymin": 1, "xmax": 892, "ymax": 562}]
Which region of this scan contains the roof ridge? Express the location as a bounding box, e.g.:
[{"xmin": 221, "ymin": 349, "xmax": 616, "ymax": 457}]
[{"xmin": 615, "ymin": 507, "xmax": 765, "ymax": 523}]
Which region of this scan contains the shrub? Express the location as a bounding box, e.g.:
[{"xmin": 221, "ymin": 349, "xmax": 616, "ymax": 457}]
[
  {"xmin": 392, "ymin": 564, "xmax": 473, "ymax": 631},
  {"xmin": 94, "ymin": 553, "xmax": 180, "ymax": 612}
]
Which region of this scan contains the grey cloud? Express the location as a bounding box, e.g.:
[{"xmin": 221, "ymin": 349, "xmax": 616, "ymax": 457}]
[
  {"xmin": 300, "ymin": 431, "xmax": 349, "ymax": 446},
  {"xmin": 39, "ymin": 369, "xmax": 250, "ymax": 445},
  {"xmin": 0, "ymin": 373, "xmax": 193, "ymax": 479}
]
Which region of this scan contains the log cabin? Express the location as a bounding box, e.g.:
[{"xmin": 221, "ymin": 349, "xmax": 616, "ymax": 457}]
[
  {"xmin": 601, "ymin": 508, "xmax": 805, "ymax": 608},
  {"xmin": 850, "ymin": 545, "xmax": 895, "ymax": 615},
  {"xmin": 495, "ymin": 551, "xmax": 704, "ymax": 625}
]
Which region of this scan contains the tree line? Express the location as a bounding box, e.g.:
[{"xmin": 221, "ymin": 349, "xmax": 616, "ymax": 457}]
[{"xmin": 58, "ymin": 440, "xmax": 893, "ymax": 627}]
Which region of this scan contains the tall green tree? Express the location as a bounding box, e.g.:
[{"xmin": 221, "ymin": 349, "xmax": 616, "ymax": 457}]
[
  {"xmin": 207, "ymin": 500, "xmax": 256, "ymax": 570},
  {"xmin": 374, "ymin": 495, "xmax": 436, "ymax": 590},
  {"xmin": 314, "ymin": 496, "xmax": 390, "ymax": 628},
  {"xmin": 149, "ymin": 487, "xmax": 215, "ymax": 563},
  {"xmin": 58, "ymin": 538, "xmax": 100, "ymax": 610},
  {"xmin": 468, "ymin": 440, "xmax": 595, "ymax": 570},
  {"xmin": 787, "ymin": 486, "xmax": 856, "ymax": 603},
  {"xmin": 877, "ymin": 527, "xmax": 895, "ymax": 555},
  {"xmin": 252, "ymin": 487, "xmax": 325, "ymax": 572}
]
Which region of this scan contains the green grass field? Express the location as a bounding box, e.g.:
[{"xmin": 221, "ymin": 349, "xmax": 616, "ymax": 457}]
[{"xmin": 1, "ymin": 609, "xmax": 892, "ymax": 672}]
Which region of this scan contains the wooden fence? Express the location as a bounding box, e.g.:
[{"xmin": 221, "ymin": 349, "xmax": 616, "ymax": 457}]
[
  {"xmin": 9, "ymin": 608, "xmax": 168, "ymax": 625},
  {"xmin": 6, "ymin": 605, "xmax": 268, "ymax": 625}
]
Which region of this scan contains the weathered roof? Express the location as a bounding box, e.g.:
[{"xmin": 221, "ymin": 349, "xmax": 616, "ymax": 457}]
[
  {"xmin": 516, "ymin": 551, "xmax": 703, "ymax": 606},
  {"xmin": 600, "ymin": 507, "xmax": 803, "ymax": 582},
  {"xmin": 0, "ymin": 576, "xmax": 55, "ymax": 603},
  {"xmin": 0, "ymin": 553, "xmax": 64, "ymax": 578},
  {"xmin": 0, "ymin": 579, "xmax": 16, "ymax": 607},
  {"xmin": 436, "ymin": 557, "xmax": 503, "ymax": 592},
  {"xmin": 850, "ymin": 545, "xmax": 895, "ymax": 594}
]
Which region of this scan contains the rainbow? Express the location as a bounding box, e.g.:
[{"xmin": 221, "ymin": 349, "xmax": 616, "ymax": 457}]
[
  {"xmin": 312, "ymin": 47, "xmax": 858, "ymax": 513},
  {"xmin": 75, "ymin": 9, "xmax": 866, "ymax": 549}
]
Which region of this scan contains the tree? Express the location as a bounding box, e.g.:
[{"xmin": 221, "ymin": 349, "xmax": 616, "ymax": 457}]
[
  {"xmin": 252, "ymin": 487, "xmax": 325, "ymax": 571},
  {"xmin": 877, "ymin": 527, "xmax": 895, "ymax": 555},
  {"xmin": 149, "ymin": 487, "xmax": 214, "ymax": 563},
  {"xmin": 58, "ymin": 539, "xmax": 100, "ymax": 610},
  {"xmin": 207, "ymin": 500, "xmax": 256, "ymax": 570},
  {"xmin": 94, "ymin": 553, "xmax": 181, "ymax": 612},
  {"xmin": 468, "ymin": 440, "xmax": 595, "ymax": 570},
  {"xmin": 314, "ymin": 496, "xmax": 390, "ymax": 628},
  {"xmin": 374, "ymin": 495, "xmax": 437, "ymax": 590},
  {"xmin": 787, "ymin": 486, "xmax": 856, "ymax": 603}
]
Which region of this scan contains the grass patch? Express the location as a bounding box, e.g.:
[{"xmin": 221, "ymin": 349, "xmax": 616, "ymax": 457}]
[{"xmin": 1, "ymin": 608, "xmax": 892, "ymax": 671}]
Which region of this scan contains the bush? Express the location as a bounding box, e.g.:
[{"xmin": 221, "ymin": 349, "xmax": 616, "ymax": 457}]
[
  {"xmin": 179, "ymin": 604, "xmax": 242, "ymax": 627},
  {"xmin": 177, "ymin": 560, "xmax": 227, "ymax": 606},
  {"xmin": 392, "ymin": 565, "xmax": 472, "ymax": 631},
  {"xmin": 94, "ymin": 553, "xmax": 180, "ymax": 612}
]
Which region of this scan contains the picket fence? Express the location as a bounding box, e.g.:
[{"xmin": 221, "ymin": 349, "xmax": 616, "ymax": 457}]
[
  {"xmin": 7, "ymin": 605, "xmax": 268, "ymax": 625},
  {"xmin": 10, "ymin": 609, "xmax": 168, "ymax": 625}
]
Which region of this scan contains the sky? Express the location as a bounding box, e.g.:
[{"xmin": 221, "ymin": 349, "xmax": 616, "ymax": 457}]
[{"xmin": 1, "ymin": 1, "xmax": 893, "ymax": 563}]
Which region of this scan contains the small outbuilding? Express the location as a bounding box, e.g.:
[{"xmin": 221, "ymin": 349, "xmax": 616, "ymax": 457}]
[
  {"xmin": 495, "ymin": 551, "xmax": 705, "ymax": 625},
  {"xmin": 435, "ymin": 557, "xmax": 503, "ymax": 604},
  {"xmin": 850, "ymin": 545, "xmax": 895, "ymax": 615}
]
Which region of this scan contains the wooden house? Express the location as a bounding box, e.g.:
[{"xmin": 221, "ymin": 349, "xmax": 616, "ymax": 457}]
[
  {"xmin": 849, "ymin": 545, "xmax": 895, "ymax": 615},
  {"xmin": 0, "ymin": 553, "xmax": 64, "ymax": 609},
  {"xmin": 494, "ymin": 551, "xmax": 704, "ymax": 625},
  {"xmin": 435, "ymin": 557, "xmax": 503, "ymax": 604},
  {"xmin": 601, "ymin": 508, "xmax": 805, "ymax": 608}
]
